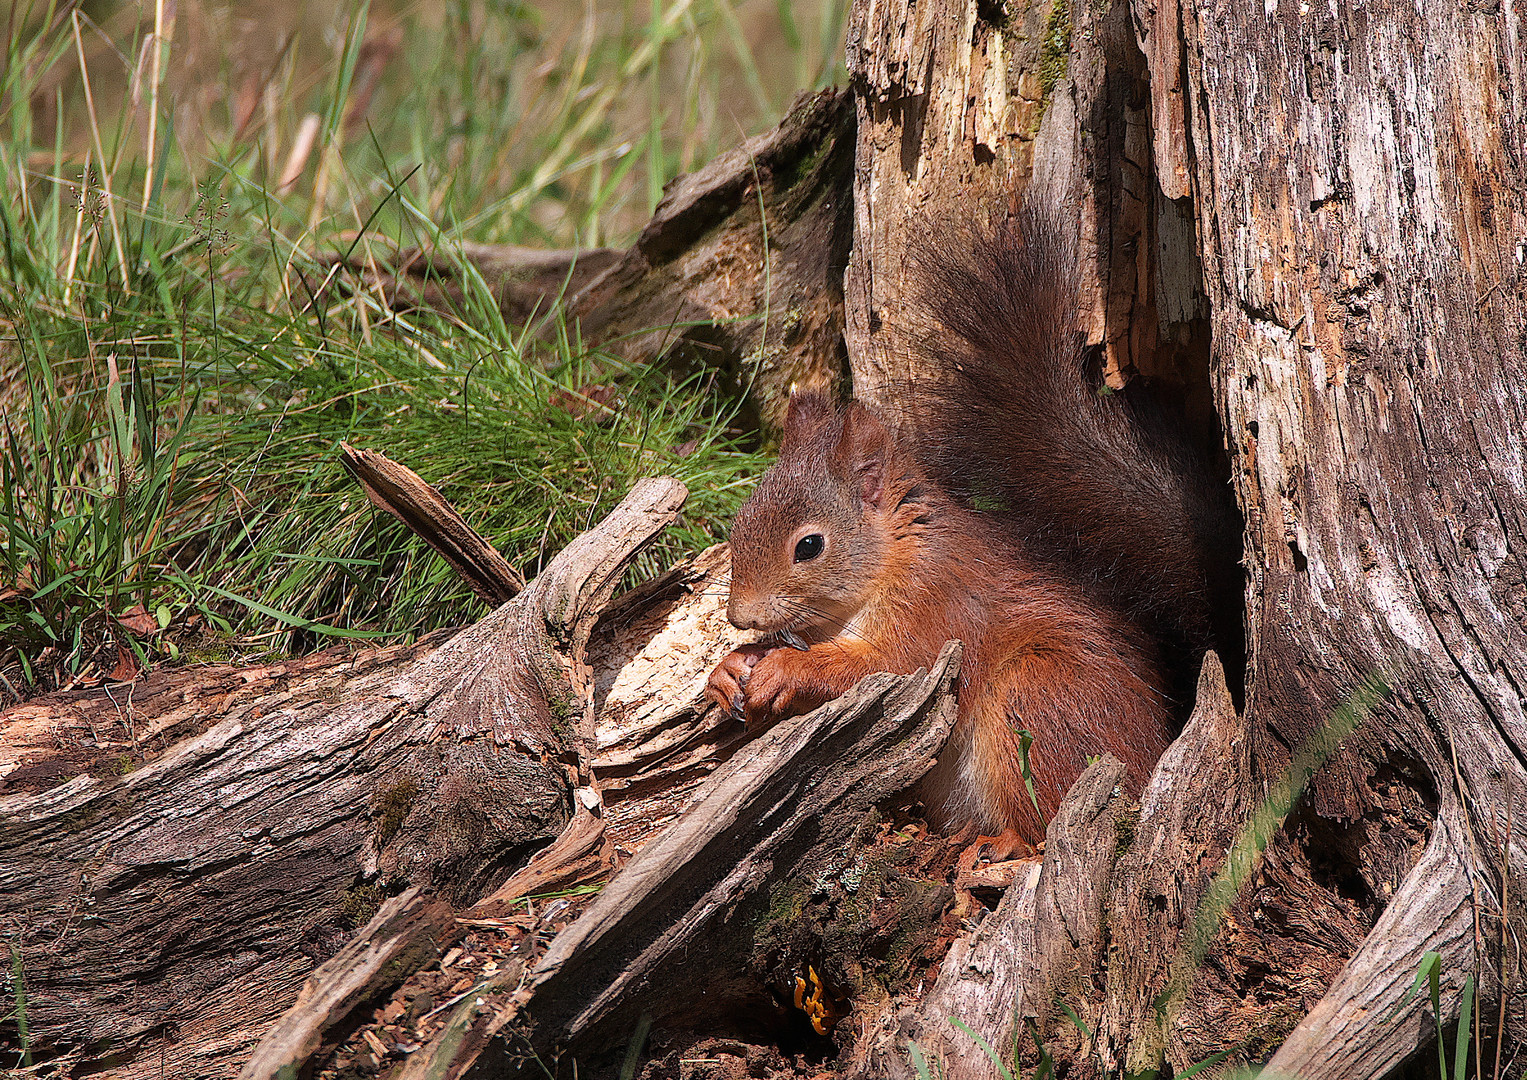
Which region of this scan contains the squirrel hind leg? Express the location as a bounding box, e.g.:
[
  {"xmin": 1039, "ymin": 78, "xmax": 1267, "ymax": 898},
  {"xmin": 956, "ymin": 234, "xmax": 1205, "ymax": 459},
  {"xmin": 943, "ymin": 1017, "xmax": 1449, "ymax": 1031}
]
[
  {"xmin": 915, "ymin": 722, "xmax": 984, "ymax": 834},
  {"xmin": 916, "ymin": 712, "xmax": 1050, "ymax": 845},
  {"xmin": 963, "ymin": 639, "xmax": 1175, "ymax": 842}
]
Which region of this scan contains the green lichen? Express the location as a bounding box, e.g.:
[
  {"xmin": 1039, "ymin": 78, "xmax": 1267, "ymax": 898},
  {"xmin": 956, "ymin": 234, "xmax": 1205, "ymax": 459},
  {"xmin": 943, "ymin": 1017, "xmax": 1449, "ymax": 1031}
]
[
  {"xmin": 546, "ymin": 690, "xmax": 574, "ymax": 740},
  {"xmin": 1037, "ymin": 0, "xmax": 1072, "ymax": 103},
  {"xmin": 373, "ymin": 777, "xmax": 420, "ymax": 843},
  {"xmin": 877, "ymin": 878, "xmax": 951, "ymax": 989},
  {"xmin": 831, "ymin": 841, "xmax": 908, "ymax": 929},
  {"xmin": 339, "ymin": 882, "xmax": 383, "ymax": 928},
  {"xmin": 759, "ymin": 875, "xmax": 815, "ymax": 935},
  {"xmin": 1114, "ymin": 804, "xmax": 1139, "ymax": 860}
]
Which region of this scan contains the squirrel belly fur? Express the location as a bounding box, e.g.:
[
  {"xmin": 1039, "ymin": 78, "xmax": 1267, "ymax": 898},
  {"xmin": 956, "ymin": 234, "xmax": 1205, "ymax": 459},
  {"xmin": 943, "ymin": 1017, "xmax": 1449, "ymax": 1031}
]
[{"xmin": 705, "ymin": 209, "xmax": 1238, "ymax": 844}]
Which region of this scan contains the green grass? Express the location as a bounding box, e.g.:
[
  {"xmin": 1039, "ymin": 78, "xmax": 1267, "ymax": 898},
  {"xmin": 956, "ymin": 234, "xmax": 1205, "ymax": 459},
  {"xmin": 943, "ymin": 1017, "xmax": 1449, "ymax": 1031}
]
[
  {"xmin": 4, "ymin": 941, "xmax": 30, "ymax": 1069},
  {"xmin": 0, "ymin": 0, "xmax": 848, "ymax": 690}
]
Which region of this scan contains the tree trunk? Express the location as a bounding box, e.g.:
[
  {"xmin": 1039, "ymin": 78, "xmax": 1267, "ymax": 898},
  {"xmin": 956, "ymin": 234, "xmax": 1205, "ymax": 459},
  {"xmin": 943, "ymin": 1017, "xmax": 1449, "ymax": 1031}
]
[
  {"xmin": 1174, "ymin": 0, "xmax": 1527, "ymax": 1068},
  {"xmin": 842, "ymin": 0, "xmax": 1526, "ymax": 1074},
  {"xmin": 4, "ymin": 0, "xmax": 1524, "ymax": 1076}
]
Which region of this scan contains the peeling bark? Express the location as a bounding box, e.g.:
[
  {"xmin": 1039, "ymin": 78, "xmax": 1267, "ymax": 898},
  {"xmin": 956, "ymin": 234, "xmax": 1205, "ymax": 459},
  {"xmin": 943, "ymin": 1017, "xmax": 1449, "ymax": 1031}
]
[
  {"xmin": 340, "ymin": 442, "xmax": 524, "ymax": 605},
  {"xmin": 0, "ymin": 479, "xmax": 695, "ymax": 1079},
  {"xmin": 839, "ymin": 0, "xmax": 1527, "ymax": 1070},
  {"xmin": 240, "ymin": 887, "xmax": 460, "ymax": 1080},
  {"xmin": 1166, "ymin": 0, "xmax": 1527, "ymax": 1066},
  {"xmin": 515, "ymin": 644, "xmax": 963, "ymax": 1071}
]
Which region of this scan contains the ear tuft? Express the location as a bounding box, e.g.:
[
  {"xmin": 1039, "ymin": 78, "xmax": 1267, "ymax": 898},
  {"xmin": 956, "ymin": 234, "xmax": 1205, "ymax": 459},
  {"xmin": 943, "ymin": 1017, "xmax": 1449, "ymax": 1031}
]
[
  {"xmin": 835, "ymin": 403, "xmax": 890, "ymax": 508},
  {"xmin": 781, "ymin": 389, "xmax": 839, "ymax": 454}
]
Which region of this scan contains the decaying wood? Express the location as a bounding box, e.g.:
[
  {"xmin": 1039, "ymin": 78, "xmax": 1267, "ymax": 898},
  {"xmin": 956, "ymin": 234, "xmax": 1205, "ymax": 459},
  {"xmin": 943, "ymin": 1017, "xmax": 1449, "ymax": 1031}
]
[
  {"xmin": 240, "ymin": 887, "xmax": 459, "ymax": 1080},
  {"xmin": 839, "ymin": 0, "xmax": 1527, "ymax": 1070},
  {"xmin": 1094, "ymin": 654, "xmax": 1388, "ymax": 1073},
  {"xmin": 228, "ymin": 640, "xmax": 960, "ymax": 1080},
  {"xmin": 0, "ymin": 636, "xmax": 444, "ymax": 796},
  {"xmin": 849, "ymin": 755, "xmax": 1123, "ymax": 1080},
  {"xmin": 1100, "ymin": 651, "xmax": 1258, "ymax": 1070},
  {"xmin": 462, "ymin": 807, "xmax": 614, "ymax": 921},
  {"xmin": 444, "ymin": 644, "xmax": 963, "ymax": 1078},
  {"xmin": 329, "ymin": 241, "xmax": 623, "ymax": 327},
  {"xmin": 340, "ymin": 441, "xmax": 524, "ymax": 604},
  {"xmin": 1264, "ymin": 824, "xmax": 1478, "ymax": 1078},
  {"xmin": 854, "ymin": 659, "xmax": 1244, "ymax": 1080},
  {"xmin": 852, "ymin": 858, "xmax": 1043, "ymax": 1080},
  {"xmin": 850, "ymin": 652, "xmax": 1433, "ymax": 1080},
  {"xmin": 322, "ymin": 89, "xmax": 857, "ymax": 430},
  {"xmin": 843, "ymin": 0, "xmax": 1210, "ymax": 403},
  {"xmin": 0, "ymin": 479, "xmax": 693, "ymax": 1078},
  {"xmin": 1156, "ymin": 0, "xmax": 1527, "ymax": 1068},
  {"xmin": 1020, "ymin": 757, "xmax": 1128, "ymax": 1067},
  {"xmin": 590, "ymin": 543, "xmax": 755, "ymax": 834}
]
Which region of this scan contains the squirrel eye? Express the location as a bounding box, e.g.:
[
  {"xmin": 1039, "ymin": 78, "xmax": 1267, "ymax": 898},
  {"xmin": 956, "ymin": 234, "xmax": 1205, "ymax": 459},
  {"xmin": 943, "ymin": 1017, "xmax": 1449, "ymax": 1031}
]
[{"xmin": 793, "ymin": 534, "xmax": 825, "ymax": 562}]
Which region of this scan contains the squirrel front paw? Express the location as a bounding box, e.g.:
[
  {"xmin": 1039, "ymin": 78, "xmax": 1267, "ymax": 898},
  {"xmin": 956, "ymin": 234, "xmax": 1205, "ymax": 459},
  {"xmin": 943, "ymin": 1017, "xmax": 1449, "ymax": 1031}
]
[
  {"xmin": 731, "ymin": 648, "xmax": 833, "ymax": 726},
  {"xmin": 705, "ymin": 642, "xmax": 775, "ymax": 720}
]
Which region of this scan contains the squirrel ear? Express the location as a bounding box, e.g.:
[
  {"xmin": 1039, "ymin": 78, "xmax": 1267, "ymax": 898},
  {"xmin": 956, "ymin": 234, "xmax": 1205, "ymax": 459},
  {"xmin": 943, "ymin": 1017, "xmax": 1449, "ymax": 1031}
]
[
  {"xmin": 835, "ymin": 403, "xmax": 890, "ymax": 508},
  {"xmin": 781, "ymin": 389, "xmax": 835, "ymax": 454}
]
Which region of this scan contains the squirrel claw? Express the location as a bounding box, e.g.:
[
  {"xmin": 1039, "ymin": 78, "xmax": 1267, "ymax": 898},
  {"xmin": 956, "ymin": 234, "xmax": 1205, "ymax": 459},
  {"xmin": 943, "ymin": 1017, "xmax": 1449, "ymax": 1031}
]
[
  {"xmin": 776, "ymin": 629, "xmax": 811, "ymax": 651},
  {"xmin": 706, "ymin": 643, "xmax": 773, "ymax": 723}
]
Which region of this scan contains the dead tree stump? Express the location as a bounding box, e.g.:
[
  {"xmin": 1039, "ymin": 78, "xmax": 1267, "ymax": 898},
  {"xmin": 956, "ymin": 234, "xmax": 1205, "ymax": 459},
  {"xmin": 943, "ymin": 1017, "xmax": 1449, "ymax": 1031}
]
[{"xmin": 4, "ymin": 0, "xmax": 1524, "ymax": 1075}]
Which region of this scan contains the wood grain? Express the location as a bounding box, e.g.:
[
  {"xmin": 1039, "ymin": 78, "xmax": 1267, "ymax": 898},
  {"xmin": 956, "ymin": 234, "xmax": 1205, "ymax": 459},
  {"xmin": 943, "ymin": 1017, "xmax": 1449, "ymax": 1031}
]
[
  {"xmin": 339, "ymin": 442, "xmax": 524, "ymax": 605},
  {"xmin": 0, "ymin": 479, "xmax": 687, "ymax": 1078}
]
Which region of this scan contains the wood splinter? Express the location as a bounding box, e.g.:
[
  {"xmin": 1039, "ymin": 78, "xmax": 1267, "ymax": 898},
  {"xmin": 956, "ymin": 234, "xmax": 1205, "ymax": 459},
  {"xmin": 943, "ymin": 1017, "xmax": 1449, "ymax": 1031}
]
[{"xmin": 339, "ymin": 440, "xmax": 525, "ymax": 605}]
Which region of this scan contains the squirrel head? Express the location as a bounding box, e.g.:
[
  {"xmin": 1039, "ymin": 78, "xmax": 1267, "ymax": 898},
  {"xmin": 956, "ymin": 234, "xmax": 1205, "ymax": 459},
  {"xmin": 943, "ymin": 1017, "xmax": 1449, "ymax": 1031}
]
[{"xmin": 725, "ymin": 391, "xmax": 898, "ymax": 642}]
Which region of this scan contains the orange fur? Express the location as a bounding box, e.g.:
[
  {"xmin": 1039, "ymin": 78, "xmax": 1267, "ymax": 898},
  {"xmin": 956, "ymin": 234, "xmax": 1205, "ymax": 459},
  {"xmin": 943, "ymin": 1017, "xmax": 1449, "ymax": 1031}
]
[
  {"xmin": 704, "ymin": 212, "xmax": 1234, "ymax": 845},
  {"xmin": 705, "ymin": 401, "xmax": 1178, "ymax": 844}
]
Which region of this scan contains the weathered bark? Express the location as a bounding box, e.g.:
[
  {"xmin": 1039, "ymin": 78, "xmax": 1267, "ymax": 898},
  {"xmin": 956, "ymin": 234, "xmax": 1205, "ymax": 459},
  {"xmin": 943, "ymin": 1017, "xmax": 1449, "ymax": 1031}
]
[
  {"xmin": 841, "ymin": 0, "xmax": 1527, "ymax": 1074},
  {"xmin": 339, "ymin": 442, "xmax": 525, "ymax": 605},
  {"xmin": 236, "ymin": 644, "xmax": 961, "ymax": 1080},
  {"xmin": 843, "ymin": 0, "xmax": 1210, "ymax": 403},
  {"xmin": 0, "ymin": 479, "xmax": 710, "ymax": 1078},
  {"xmin": 485, "ymin": 644, "xmax": 962, "ymax": 1078},
  {"xmin": 1174, "ymin": 0, "xmax": 1527, "ymax": 1067},
  {"xmin": 848, "ymin": 756, "xmax": 1124, "ymax": 1080},
  {"xmin": 239, "ymin": 887, "xmax": 460, "ymax": 1080}
]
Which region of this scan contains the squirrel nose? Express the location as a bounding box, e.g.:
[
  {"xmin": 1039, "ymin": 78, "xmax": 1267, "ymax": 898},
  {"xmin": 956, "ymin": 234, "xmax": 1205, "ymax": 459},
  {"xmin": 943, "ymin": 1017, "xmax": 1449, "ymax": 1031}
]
[{"xmin": 727, "ymin": 597, "xmax": 771, "ymax": 632}]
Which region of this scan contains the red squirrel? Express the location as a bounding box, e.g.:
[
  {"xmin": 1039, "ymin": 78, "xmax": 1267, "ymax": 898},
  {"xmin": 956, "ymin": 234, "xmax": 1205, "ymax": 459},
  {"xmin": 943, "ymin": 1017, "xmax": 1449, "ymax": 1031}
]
[{"xmin": 704, "ymin": 210, "xmax": 1238, "ymax": 843}]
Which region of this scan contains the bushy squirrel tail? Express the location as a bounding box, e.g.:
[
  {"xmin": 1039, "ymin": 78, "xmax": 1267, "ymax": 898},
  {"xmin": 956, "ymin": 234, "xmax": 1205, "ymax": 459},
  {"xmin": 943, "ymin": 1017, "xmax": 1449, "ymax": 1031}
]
[{"xmin": 906, "ymin": 208, "xmax": 1241, "ymax": 687}]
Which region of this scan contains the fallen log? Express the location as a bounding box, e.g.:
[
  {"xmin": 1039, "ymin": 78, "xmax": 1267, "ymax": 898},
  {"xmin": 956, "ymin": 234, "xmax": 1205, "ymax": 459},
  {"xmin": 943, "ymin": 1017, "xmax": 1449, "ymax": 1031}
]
[
  {"xmin": 0, "ymin": 478, "xmax": 727, "ymax": 1078},
  {"xmin": 460, "ymin": 644, "xmax": 962, "ymax": 1078},
  {"xmin": 315, "ymin": 88, "xmax": 857, "ymax": 431}
]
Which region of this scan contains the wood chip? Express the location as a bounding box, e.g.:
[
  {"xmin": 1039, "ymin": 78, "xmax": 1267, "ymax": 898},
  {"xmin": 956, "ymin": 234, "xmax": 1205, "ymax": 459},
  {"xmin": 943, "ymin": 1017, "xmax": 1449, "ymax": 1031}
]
[{"xmin": 362, "ymin": 1029, "xmax": 389, "ymax": 1059}]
